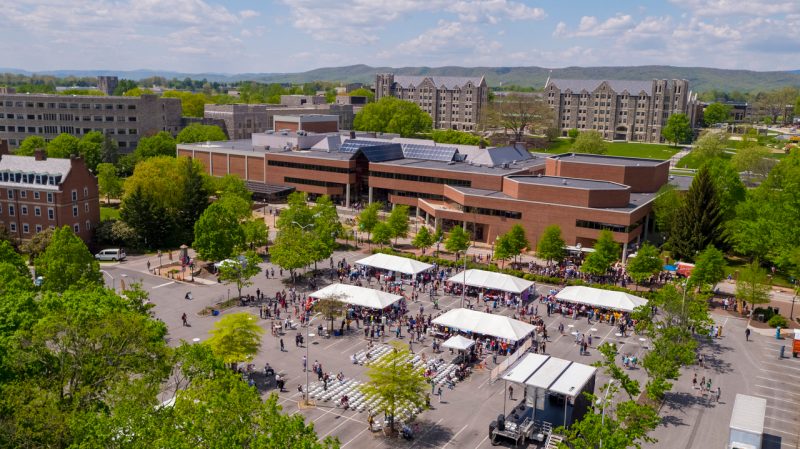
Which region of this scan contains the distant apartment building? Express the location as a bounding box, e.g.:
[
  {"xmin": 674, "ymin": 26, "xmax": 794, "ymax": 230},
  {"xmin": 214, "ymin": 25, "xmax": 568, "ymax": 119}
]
[
  {"xmin": 96, "ymin": 76, "xmax": 118, "ymax": 96},
  {"xmin": 273, "ymin": 114, "xmax": 339, "ymax": 133},
  {"xmin": 544, "ymin": 79, "xmax": 698, "ymax": 142},
  {"xmin": 0, "ymin": 141, "xmax": 100, "ymax": 244},
  {"xmin": 0, "ymin": 92, "xmax": 182, "ymax": 152},
  {"xmin": 375, "ymin": 74, "xmax": 489, "ymax": 131},
  {"xmin": 280, "ymin": 95, "xmax": 327, "ymax": 107},
  {"xmin": 203, "ymin": 104, "xmax": 270, "ymax": 140}
]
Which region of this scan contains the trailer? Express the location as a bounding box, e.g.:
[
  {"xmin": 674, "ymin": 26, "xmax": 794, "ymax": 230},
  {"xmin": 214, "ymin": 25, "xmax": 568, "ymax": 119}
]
[
  {"xmin": 729, "ymin": 394, "xmax": 766, "ymax": 449},
  {"xmin": 489, "ymin": 415, "xmax": 551, "ymax": 446}
]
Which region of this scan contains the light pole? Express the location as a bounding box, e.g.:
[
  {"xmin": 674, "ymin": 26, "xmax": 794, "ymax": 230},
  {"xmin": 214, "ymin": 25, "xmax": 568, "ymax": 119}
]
[
  {"xmin": 305, "ymin": 331, "xmax": 315, "ymax": 406},
  {"xmin": 461, "ymin": 243, "xmax": 473, "ymax": 309},
  {"xmin": 598, "ymin": 380, "xmax": 617, "ymax": 449}
]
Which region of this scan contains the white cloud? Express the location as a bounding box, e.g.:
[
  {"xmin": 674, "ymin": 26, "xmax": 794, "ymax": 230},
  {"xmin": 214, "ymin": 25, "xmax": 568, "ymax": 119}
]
[
  {"xmin": 239, "ymin": 9, "xmax": 260, "ymax": 19},
  {"xmin": 669, "ymin": 0, "xmax": 800, "ymax": 17},
  {"xmin": 555, "ymin": 14, "xmax": 634, "ymax": 37}
]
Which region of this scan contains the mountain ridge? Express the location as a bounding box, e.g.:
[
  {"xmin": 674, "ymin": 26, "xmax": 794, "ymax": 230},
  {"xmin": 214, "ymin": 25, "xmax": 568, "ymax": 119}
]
[{"xmin": 2, "ymin": 65, "xmax": 799, "ymax": 92}]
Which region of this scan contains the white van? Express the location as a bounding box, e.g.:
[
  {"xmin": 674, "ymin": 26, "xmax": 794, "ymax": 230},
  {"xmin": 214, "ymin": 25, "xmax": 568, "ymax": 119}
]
[{"xmin": 95, "ymin": 248, "xmax": 126, "ymax": 261}]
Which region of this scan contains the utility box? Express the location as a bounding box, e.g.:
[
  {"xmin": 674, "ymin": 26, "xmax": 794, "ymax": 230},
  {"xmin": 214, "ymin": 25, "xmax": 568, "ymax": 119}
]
[{"xmin": 729, "ymin": 394, "xmax": 766, "ymax": 449}]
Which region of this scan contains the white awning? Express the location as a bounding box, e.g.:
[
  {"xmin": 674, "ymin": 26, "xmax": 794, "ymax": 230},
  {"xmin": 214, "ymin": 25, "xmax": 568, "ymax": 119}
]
[
  {"xmin": 555, "ymin": 286, "xmax": 648, "ymax": 312},
  {"xmin": 502, "ymin": 353, "xmax": 549, "ymax": 384},
  {"xmin": 432, "ymin": 308, "xmax": 535, "ymax": 342},
  {"xmin": 355, "ymin": 253, "xmax": 434, "ymax": 275},
  {"xmin": 549, "ymin": 363, "xmax": 597, "ymax": 398},
  {"xmin": 447, "ymin": 269, "xmax": 534, "ymax": 294},
  {"xmin": 525, "ymin": 357, "xmax": 572, "ymax": 390},
  {"xmin": 441, "ymin": 335, "xmax": 476, "ymax": 351},
  {"xmin": 310, "ymin": 283, "xmax": 403, "ymax": 310}
]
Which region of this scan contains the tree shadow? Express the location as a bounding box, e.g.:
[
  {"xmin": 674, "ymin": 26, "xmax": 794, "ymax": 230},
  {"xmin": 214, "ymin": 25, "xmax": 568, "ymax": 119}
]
[
  {"xmin": 662, "ymin": 391, "xmax": 716, "ymax": 411},
  {"xmin": 659, "ymin": 414, "xmax": 690, "ymax": 428},
  {"xmin": 697, "ymin": 340, "xmax": 734, "ymax": 374},
  {"xmin": 380, "ymin": 419, "xmax": 455, "ymax": 448}
]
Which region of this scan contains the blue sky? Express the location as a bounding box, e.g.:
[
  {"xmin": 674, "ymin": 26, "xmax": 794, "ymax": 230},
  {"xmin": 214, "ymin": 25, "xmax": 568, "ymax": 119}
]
[{"xmin": 0, "ymin": 0, "xmax": 797, "ymax": 73}]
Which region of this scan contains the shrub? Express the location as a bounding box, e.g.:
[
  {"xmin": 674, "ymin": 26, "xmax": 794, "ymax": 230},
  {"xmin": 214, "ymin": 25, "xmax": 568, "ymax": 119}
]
[{"xmin": 767, "ymin": 314, "xmax": 788, "ymax": 328}]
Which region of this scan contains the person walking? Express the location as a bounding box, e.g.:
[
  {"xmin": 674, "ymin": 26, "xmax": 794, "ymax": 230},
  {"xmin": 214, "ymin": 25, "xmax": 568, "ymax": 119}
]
[
  {"xmin": 181, "ymin": 313, "xmax": 188, "ymax": 327},
  {"xmin": 508, "ymin": 385, "xmax": 514, "ymax": 400},
  {"xmin": 302, "ymin": 355, "xmax": 307, "ymax": 372},
  {"xmin": 437, "ymin": 385, "xmax": 443, "ymax": 403},
  {"xmin": 716, "ymin": 386, "xmax": 721, "ymax": 403},
  {"xmin": 280, "ymin": 338, "xmax": 285, "ymax": 352},
  {"xmin": 745, "ymin": 328, "xmax": 751, "ymax": 342}
]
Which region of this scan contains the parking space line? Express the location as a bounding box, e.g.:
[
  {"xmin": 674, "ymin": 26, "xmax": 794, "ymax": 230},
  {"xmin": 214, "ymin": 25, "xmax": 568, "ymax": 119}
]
[
  {"xmin": 764, "ymin": 426, "xmax": 799, "ymax": 438},
  {"xmin": 440, "ymin": 424, "xmax": 468, "ymax": 448},
  {"xmin": 152, "ymin": 281, "xmax": 175, "ymax": 289},
  {"xmin": 473, "ymin": 434, "xmax": 489, "ymax": 449},
  {"xmin": 755, "ymin": 394, "xmax": 800, "ymax": 406},
  {"xmin": 766, "ymin": 404, "xmax": 800, "ymax": 414},
  {"xmin": 340, "ymin": 427, "xmax": 369, "ymax": 448},
  {"xmin": 760, "ymin": 362, "xmax": 800, "ymax": 372},
  {"xmin": 765, "ymin": 415, "xmax": 800, "ymax": 425},
  {"xmin": 756, "ymin": 385, "xmax": 800, "ymax": 397}
]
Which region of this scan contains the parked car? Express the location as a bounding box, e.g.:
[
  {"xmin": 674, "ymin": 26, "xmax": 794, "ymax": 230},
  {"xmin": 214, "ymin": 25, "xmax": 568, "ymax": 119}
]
[{"xmin": 95, "ymin": 248, "xmax": 126, "ymax": 261}]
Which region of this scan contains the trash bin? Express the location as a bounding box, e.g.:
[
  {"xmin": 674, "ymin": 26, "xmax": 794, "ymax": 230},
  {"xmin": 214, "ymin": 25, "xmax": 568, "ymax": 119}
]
[{"xmin": 212, "ymin": 309, "xmax": 220, "ymax": 316}]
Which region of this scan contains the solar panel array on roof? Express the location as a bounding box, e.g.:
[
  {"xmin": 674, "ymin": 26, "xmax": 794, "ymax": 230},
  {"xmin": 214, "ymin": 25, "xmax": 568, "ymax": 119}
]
[
  {"xmin": 338, "ymin": 139, "xmax": 377, "ymax": 153},
  {"xmin": 402, "ymin": 143, "xmax": 458, "ymax": 162},
  {"xmin": 360, "ymin": 144, "xmax": 405, "ymax": 162}
]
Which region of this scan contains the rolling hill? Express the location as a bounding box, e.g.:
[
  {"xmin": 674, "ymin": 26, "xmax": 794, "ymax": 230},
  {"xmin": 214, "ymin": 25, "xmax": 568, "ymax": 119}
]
[{"xmin": 2, "ymin": 65, "xmax": 799, "ymax": 92}]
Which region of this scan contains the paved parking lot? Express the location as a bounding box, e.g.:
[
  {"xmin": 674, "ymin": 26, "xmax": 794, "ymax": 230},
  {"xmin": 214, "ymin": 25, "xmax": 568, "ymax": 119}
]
[{"xmin": 101, "ymin": 249, "xmax": 800, "ymax": 449}]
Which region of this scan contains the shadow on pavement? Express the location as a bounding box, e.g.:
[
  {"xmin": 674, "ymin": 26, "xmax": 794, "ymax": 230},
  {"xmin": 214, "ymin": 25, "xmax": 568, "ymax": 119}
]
[
  {"xmin": 698, "ymin": 340, "xmax": 734, "ymax": 375},
  {"xmin": 380, "ymin": 420, "xmax": 455, "ymax": 448}
]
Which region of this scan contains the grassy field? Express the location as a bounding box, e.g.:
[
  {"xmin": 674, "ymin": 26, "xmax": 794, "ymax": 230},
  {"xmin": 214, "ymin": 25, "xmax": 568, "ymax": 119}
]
[
  {"xmin": 539, "ymin": 139, "xmax": 680, "ymax": 160},
  {"xmin": 100, "ymin": 206, "xmax": 120, "ymax": 221}
]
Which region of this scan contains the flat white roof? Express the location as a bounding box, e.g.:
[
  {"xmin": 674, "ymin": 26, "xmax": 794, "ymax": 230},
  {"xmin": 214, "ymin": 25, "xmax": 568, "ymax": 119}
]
[
  {"xmin": 555, "ymin": 286, "xmax": 648, "ymax": 312},
  {"xmin": 549, "ymin": 363, "xmax": 598, "ymax": 398},
  {"xmin": 502, "ymin": 353, "xmax": 550, "ymax": 384},
  {"xmin": 356, "ymin": 253, "xmax": 433, "ymax": 275},
  {"xmin": 432, "ymin": 308, "xmax": 535, "ymax": 342},
  {"xmin": 525, "ymin": 357, "xmax": 572, "ymax": 390},
  {"xmin": 310, "ymin": 283, "xmax": 402, "ymax": 310},
  {"xmin": 730, "ymin": 394, "xmax": 766, "ymax": 435},
  {"xmin": 447, "ymin": 269, "xmax": 534, "ymax": 294}
]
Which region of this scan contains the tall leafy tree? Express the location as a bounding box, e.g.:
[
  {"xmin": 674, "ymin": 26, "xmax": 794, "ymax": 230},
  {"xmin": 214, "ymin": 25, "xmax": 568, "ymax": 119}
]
[
  {"xmin": 690, "ymin": 245, "xmax": 726, "ymax": 291},
  {"xmin": 581, "ymin": 230, "xmax": 620, "ymax": 276},
  {"xmin": 358, "ymin": 202, "xmax": 382, "ymax": 245},
  {"xmin": 387, "ymin": 205, "xmax": 410, "ymax": 245},
  {"xmin": 34, "ymin": 226, "xmax": 102, "ymax": 292},
  {"xmin": 176, "ymin": 123, "xmax": 228, "ymax": 143},
  {"xmin": 218, "ymin": 251, "xmax": 262, "ymax": 300},
  {"xmin": 242, "ymin": 218, "xmax": 269, "ymax": 250},
  {"xmin": 100, "ymin": 135, "xmax": 119, "ymax": 164},
  {"xmin": 626, "ymin": 243, "xmax": 662, "ymax": 286},
  {"xmin": 661, "ymin": 113, "xmax": 693, "ymax": 147},
  {"xmin": 176, "ymin": 157, "xmax": 210, "ymax": 245},
  {"xmin": 412, "ymin": 226, "xmax": 434, "ymax": 252},
  {"xmin": 134, "ymin": 131, "xmax": 177, "ymax": 160},
  {"xmin": 14, "ymin": 135, "xmax": 46, "ymax": 156},
  {"xmin": 97, "ymin": 163, "xmax": 123, "ymax": 203},
  {"xmin": 536, "ymin": 224, "xmax": 566, "ymax": 265},
  {"xmin": 653, "ymin": 184, "xmax": 683, "ymax": 236},
  {"xmin": 206, "ymin": 312, "xmax": 264, "ymax": 367},
  {"xmin": 493, "ymin": 233, "xmax": 514, "ymax": 267},
  {"xmin": 353, "ymin": 97, "xmax": 432, "ymax": 137},
  {"xmin": 193, "ymin": 198, "xmax": 246, "ymax": 261},
  {"xmin": 270, "ymin": 225, "xmax": 313, "ymax": 281},
  {"xmin": 735, "ymin": 259, "xmax": 771, "ymax": 307},
  {"xmin": 78, "ymin": 130, "xmax": 105, "ymax": 171},
  {"xmin": 46, "ymin": 133, "xmax": 80, "ymax": 158},
  {"xmin": 313, "ymin": 295, "xmax": 347, "ymax": 334},
  {"xmin": 120, "ymin": 186, "xmax": 175, "ymax": 249},
  {"xmin": 572, "ymin": 130, "xmax": 608, "ymax": 154},
  {"xmin": 310, "ymin": 195, "xmax": 342, "ymax": 264},
  {"xmin": 371, "ymin": 221, "xmax": 392, "ymax": 248},
  {"xmin": 669, "ymin": 166, "xmax": 725, "ymax": 260},
  {"xmin": 444, "ymin": 226, "xmax": 470, "ymax": 260},
  {"xmin": 692, "ymin": 131, "xmax": 728, "ymax": 163},
  {"xmin": 359, "ymin": 342, "xmax": 428, "ymax": 432},
  {"xmin": 703, "ymin": 158, "xmax": 746, "ymax": 220},
  {"xmin": 703, "ymin": 102, "xmax": 732, "ymax": 126},
  {"xmin": 506, "ymin": 224, "xmax": 529, "ymax": 263},
  {"xmin": 481, "ymin": 93, "xmax": 554, "ymax": 141}
]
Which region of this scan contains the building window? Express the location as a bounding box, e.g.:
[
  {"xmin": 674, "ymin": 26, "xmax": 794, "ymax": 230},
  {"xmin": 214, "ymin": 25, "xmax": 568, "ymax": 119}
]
[
  {"xmin": 33, "ymin": 191, "xmax": 40, "ymax": 200},
  {"xmin": 71, "ymin": 190, "xmax": 77, "ymax": 201},
  {"xmin": 7, "ymin": 190, "xmax": 12, "ymax": 199},
  {"xmin": 73, "ymin": 223, "xmax": 80, "ymax": 233},
  {"xmin": 85, "ymin": 220, "xmax": 91, "ymax": 231},
  {"xmin": 21, "ymin": 205, "xmax": 27, "ymax": 215},
  {"xmin": 8, "ymin": 205, "xmax": 14, "ymax": 216},
  {"xmin": 22, "ymin": 224, "xmax": 29, "ymax": 234},
  {"xmin": 9, "ymin": 223, "xmax": 16, "ymax": 232},
  {"xmin": 20, "ymin": 190, "xmax": 26, "ymax": 198},
  {"xmin": 48, "ymin": 208, "xmax": 54, "ymax": 220},
  {"xmin": 47, "ymin": 192, "xmax": 54, "ymax": 203},
  {"xmin": 35, "ymin": 225, "xmax": 42, "ymax": 233},
  {"xmin": 83, "ymin": 187, "xmax": 88, "ymax": 198},
  {"xmin": 84, "ymin": 203, "xmax": 89, "ymax": 213},
  {"xmin": 34, "ymin": 206, "xmax": 41, "ymax": 216},
  {"xmin": 73, "ymin": 206, "xmax": 78, "ymax": 217}
]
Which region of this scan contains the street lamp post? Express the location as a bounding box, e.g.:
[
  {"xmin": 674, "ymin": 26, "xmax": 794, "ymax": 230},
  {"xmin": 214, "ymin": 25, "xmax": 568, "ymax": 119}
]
[
  {"xmin": 305, "ymin": 331, "xmax": 315, "ymax": 406},
  {"xmin": 598, "ymin": 380, "xmax": 617, "ymax": 449},
  {"xmin": 461, "ymin": 243, "xmax": 473, "ymax": 309}
]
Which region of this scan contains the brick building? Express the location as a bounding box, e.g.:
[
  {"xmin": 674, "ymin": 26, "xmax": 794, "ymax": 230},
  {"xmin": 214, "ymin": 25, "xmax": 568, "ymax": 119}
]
[
  {"xmin": 0, "ymin": 141, "xmax": 100, "ymax": 244},
  {"xmin": 0, "ymin": 92, "xmax": 182, "ymax": 152},
  {"xmin": 545, "ymin": 78, "xmax": 698, "ymax": 142},
  {"xmin": 375, "ymin": 74, "xmax": 488, "ymax": 131},
  {"xmin": 178, "ymin": 134, "xmax": 675, "ymax": 253}
]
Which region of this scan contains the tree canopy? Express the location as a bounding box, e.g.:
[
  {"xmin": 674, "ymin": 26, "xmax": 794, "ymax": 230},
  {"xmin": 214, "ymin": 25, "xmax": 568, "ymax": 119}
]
[
  {"xmin": 387, "ymin": 205, "xmax": 410, "ymax": 245},
  {"xmin": 668, "ymin": 166, "xmax": 726, "ymax": 260},
  {"xmin": 218, "ymin": 251, "xmax": 262, "ymax": 300},
  {"xmin": 735, "ymin": 259, "xmax": 771, "ymax": 306},
  {"xmin": 536, "ymin": 224, "xmax": 566, "ymax": 265},
  {"xmin": 581, "ymin": 230, "xmax": 620, "ymax": 276},
  {"xmin": 206, "ymin": 312, "xmax": 264, "ymax": 366},
  {"xmin": 412, "ymin": 226, "xmax": 434, "ymax": 252},
  {"xmin": 444, "ymin": 226, "xmax": 471, "ymax": 258},
  {"xmin": 572, "ymin": 130, "xmax": 608, "ymax": 154},
  {"xmin": 626, "ymin": 243, "xmax": 662, "ymax": 285},
  {"xmin": 703, "ymin": 102, "xmax": 732, "ymax": 126},
  {"xmin": 193, "ymin": 196, "xmax": 247, "ymax": 261},
  {"xmin": 661, "ymin": 113, "xmax": 693, "ymax": 146},
  {"xmin": 176, "ymin": 123, "xmax": 228, "ymax": 143},
  {"xmin": 353, "ymin": 97, "xmax": 432, "ymax": 137},
  {"xmin": 34, "ymin": 226, "xmax": 102, "ymax": 292},
  {"xmin": 690, "ymin": 245, "xmax": 726, "ymax": 291},
  {"xmin": 134, "ymin": 131, "xmax": 177, "ymax": 160},
  {"xmin": 97, "ymin": 162, "xmax": 123, "ymax": 202},
  {"xmin": 482, "ymin": 93, "xmax": 553, "ymax": 141},
  {"xmin": 358, "ymin": 202, "xmax": 382, "ymax": 243}
]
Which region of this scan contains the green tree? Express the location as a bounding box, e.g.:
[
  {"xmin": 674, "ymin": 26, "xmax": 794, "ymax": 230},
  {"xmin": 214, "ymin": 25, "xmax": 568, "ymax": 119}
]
[
  {"xmin": 493, "ymin": 233, "xmax": 514, "ymax": 267},
  {"xmin": 15, "ymin": 135, "xmax": 46, "ymax": 156},
  {"xmin": 242, "ymin": 218, "xmax": 269, "ymax": 250},
  {"xmin": 626, "ymin": 243, "xmax": 662, "ymax": 286},
  {"xmin": 445, "ymin": 225, "xmax": 470, "ymax": 260},
  {"xmin": 371, "ymin": 221, "xmax": 392, "ymax": 248},
  {"xmin": 536, "ymin": 224, "xmax": 566, "ymax": 266},
  {"xmin": 206, "ymin": 312, "xmax": 264, "ymax": 367},
  {"xmin": 134, "ymin": 131, "xmax": 177, "ymax": 160},
  {"xmin": 193, "ymin": 199, "xmax": 246, "ymax": 261},
  {"xmin": 567, "ymin": 128, "xmax": 580, "ymax": 141},
  {"xmin": 703, "ymin": 158, "xmax": 746, "ymax": 220},
  {"xmin": 387, "ymin": 205, "xmax": 410, "ymax": 245},
  {"xmin": 313, "ymin": 295, "xmax": 347, "ymax": 334},
  {"xmin": 78, "ymin": 130, "xmax": 105, "ymax": 171},
  {"xmin": 693, "ymin": 131, "xmax": 728, "ymax": 162},
  {"xmin": 703, "ymin": 102, "xmax": 732, "ymax": 127},
  {"xmin": 581, "ymin": 230, "xmax": 619, "ymax": 276},
  {"xmin": 218, "ymin": 251, "xmax": 262, "ymax": 300},
  {"xmin": 0, "ymin": 240, "xmax": 31, "ymax": 292},
  {"xmin": 482, "ymin": 93, "xmax": 554, "ymax": 141},
  {"xmin": 348, "ymin": 87, "xmax": 374, "ymax": 102},
  {"xmin": 176, "ymin": 157, "xmax": 211, "ymax": 245},
  {"xmin": 308, "ymin": 195, "xmax": 342, "ymax": 267},
  {"xmin": 431, "ymin": 129, "xmax": 485, "ymax": 146},
  {"xmin": 653, "ymin": 184, "xmax": 683, "ymax": 236},
  {"xmin": 735, "ymin": 259, "xmax": 771, "ymax": 307},
  {"xmin": 353, "ymin": 97, "xmax": 432, "ymax": 137},
  {"xmin": 731, "ymin": 145, "xmax": 773, "ymax": 180},
  {"xmin": 19, "ymin": 227, "xmax": 53, "ymax": 264},
  {"xmin": 359, "ymin": 342, "xmax": 428, "ymax": 432},
  {"xmin": 669, "ymin": 166, "xmax": 726, "ymax": 260},
  {"xmin": 162, "ymin": 90, "xmax": 209, "ymax": 117},
  {"xmin": 661, "ymin": 113, "xmax": 693, "ymax": 146},
  {"xmin": 120, "ymin": 185, "xmax": 176, "ymax": 249},
  {"xmin": 690, "ymin": 245, "xmax": 726, "ymax": 291},
  {"xmin": 506, "ymin": 224, "xmax": 529, "ymax": 263},
  {"xmin": 112, "ymin": 78, "xmax": 138, "ymax": 95},
  {"xmin": 270, "ymin": 225, "xmax": 313, "ymax": 282},
  {"xmin": 358, "ymin": 202, "xmax": 382, "ymax": 245},
  {"xmin": 34, "ymin": 226, "xmax": 102, "ymax": 292},
  {"xmin": 46, "ymin": 133, "xmax": 80, "ymax": 158},
  {"xmin": 97, "ymin": 162, "xmax": 123, "ymax": 203},
  {"xmin": 412, "ymin": 226, "xmax": 434, "ymax": 252},
  {"xmin": 572, "ymin": 130, "xmax": 608, "ymax": 154},
  {"xmin": 210, "ymin": 173, "xmax": 252, "ymax": 204},
  {"xmin": 176, "ymin": 123, "xmax": 228, "ymax": 143}
]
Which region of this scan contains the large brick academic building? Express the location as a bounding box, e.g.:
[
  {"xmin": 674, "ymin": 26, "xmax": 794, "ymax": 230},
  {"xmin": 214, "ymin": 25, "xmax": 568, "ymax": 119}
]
[{"xmin": 178, "ymin": 133, "xmax": 671, "ymax": 253}]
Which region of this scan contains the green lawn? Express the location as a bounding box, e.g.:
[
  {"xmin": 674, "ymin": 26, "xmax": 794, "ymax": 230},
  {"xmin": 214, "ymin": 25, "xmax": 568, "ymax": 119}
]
[
  {"xmin": 540, "ymin": 139, "xmax": 679, "ymax": 160},
  {"xmin": 100, "ymin": 206, "xmax": 120, "ymax": 221}
]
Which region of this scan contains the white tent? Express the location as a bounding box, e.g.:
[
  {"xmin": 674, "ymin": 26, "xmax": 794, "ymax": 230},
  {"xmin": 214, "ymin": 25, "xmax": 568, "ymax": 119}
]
[
  {"xmin": 447, "ymin": 269, "xmax": 534, "ymax": 294},
  {"xmin": 310, "ymin": 283, "xmax": 402, "ymax": 310},
  {"xmin": 502, "ymin": 353, "xmax": 597, "ymax": 397},
  {"xmin": 355, "ymin": 253, "xmax": 434, "ymax": 276},
  {"xmin": 555, "ymin": 286, "xmax": 647, "ymax": 312},
  {"xmin": 432, "ymin": 308, "xmax": 535, "ymax": 342},
  {"xmin": 441, "ymin": 335, "xmax": 475, "ymax": 351}
]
